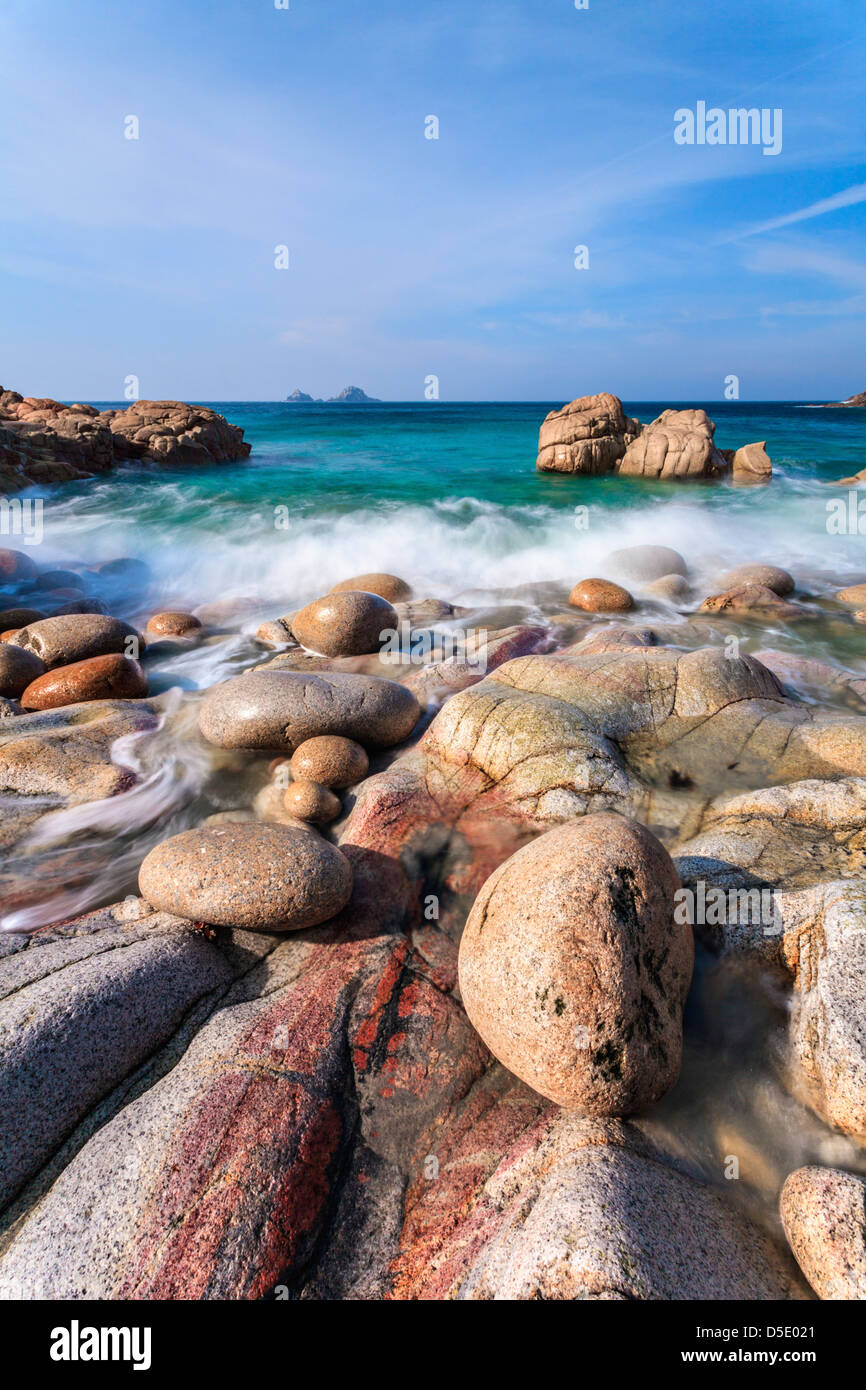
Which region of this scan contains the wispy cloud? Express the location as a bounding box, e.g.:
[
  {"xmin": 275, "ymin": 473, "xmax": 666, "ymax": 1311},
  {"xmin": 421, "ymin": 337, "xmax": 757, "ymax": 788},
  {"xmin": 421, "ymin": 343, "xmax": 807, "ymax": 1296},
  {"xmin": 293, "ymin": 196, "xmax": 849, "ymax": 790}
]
[{"xmin": 733, "ymin": 182, "xmax": 866, "ymax": 239}]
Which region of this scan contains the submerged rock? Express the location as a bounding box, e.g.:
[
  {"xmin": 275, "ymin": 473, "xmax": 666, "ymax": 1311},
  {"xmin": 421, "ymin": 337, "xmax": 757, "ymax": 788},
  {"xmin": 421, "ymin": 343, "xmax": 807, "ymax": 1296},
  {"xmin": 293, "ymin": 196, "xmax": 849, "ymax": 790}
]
[
  {"xmin": 145, "ymin": 611, "xmax": 202, "ymax": 637},
  {"xmin": 719, "ymin": 563, "xmax": 794, "ymax": 596},
  {"xmin": 568, "ymin": 577, "xmax": 635, "ymax": 613},
  {"xmin": 604, "ymin": 544, "xmax": 688, "ymax": 581},
  {"xmin": 458, "ymin": 815, "xmax": 691, "ymax": 1112},
  {"xmin": 138, "ymin": 823, "xmax": 353, "ymax": 931}
]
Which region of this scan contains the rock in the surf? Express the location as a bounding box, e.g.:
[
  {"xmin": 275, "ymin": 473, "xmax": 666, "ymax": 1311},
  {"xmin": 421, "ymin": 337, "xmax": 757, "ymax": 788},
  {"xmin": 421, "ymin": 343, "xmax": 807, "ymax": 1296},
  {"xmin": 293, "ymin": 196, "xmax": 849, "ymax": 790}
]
[
  {"xmin": 457, "ymin": 814, "xmax": 691, "ymax": 1112},
  {"xmin": 0, "ymin": 607, "xmax": 46, "ymax": 631},
  {"xmin": 329, "ymin": 573, "xmax": 412, "ymax": 603},
  {"xmin": 0, "ymin": 644, "xmax": 45, "ymax": 699},
  {"xmin": 20, "ymin": 654, "xmax": 148, "ymax": 711},
  {"xmin": 568, "ymin": 578, "xmax": 635, "ymax": 613},
  {"xmin": 536, "ymin": 392, "xmax": 642, "ymax": 474},
  {"xmin": 780, "ymin": 1165, "xmax": 866, "ymax": 1300},
  {"xmin": 619, "ymin": 408, "xmax": 728, "ymax": 479},
  {"xmin": 291, "ymin": 590, "xmax": 397, "ymax": 657},
  {"xmin": 0, "ymin": 548, "xmax": 38, "ymax": 581},
  {"xmin": 8, "ymin": 614, "xmax": 144, "ymax": 668},
  {"xmin": 604, "ymin": 545, "xmax": 688, "ymax": 581},
  {"xmin": 199, "ymin": 670, "xmax": 420, "ymax": 752},
  {"xmin": 145, "ymin": 611, "xmax": 202, "ymax": 637},
  {"xmin": 138, "ymin": 823, "xmax": 353, "ymax": 931},
  {"xmin": 719, "ymin": 564, "xmax": 794, "ymax": 596},
  {"xmin": 290, "ymin": 735, "xmax": 369, "ymax": 788}
]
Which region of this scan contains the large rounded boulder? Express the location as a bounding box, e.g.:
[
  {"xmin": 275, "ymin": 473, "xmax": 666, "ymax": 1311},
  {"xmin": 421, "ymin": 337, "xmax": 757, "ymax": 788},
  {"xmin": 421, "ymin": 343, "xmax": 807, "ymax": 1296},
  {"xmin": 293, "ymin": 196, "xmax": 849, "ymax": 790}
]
[
  {"xmin": 199, "ymin": 669, "xmax": 420, "ymax": 752},
  {"xmin": 291, "ymin": 590, "xmax": 397, "ymax": 657},
  {"xmin": 138, "ymin": 822, "xmax": 353, "ymax": 931},
  {"xmin": 458, "ymin": 814, "xmax": 692, "ymax": 1113}
]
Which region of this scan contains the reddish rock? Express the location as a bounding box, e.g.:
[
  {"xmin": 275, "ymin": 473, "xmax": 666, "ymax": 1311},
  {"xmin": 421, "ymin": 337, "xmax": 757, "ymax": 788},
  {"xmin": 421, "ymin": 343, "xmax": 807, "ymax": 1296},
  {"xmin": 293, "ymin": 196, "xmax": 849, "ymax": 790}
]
[
  {"xmin": 568, "ymin": 578, "xmax": 635, "ymax": 613},
  {"xmin": 0, "ymin": 548, "xmax": 38, "ymax": 581},
  {"xmin": 145, "ymin": 610, "xmax": 202, "ymax": 637},
  {"xmin": 20, "ymin": 653, "xmax": 148, "ymax": 711}
]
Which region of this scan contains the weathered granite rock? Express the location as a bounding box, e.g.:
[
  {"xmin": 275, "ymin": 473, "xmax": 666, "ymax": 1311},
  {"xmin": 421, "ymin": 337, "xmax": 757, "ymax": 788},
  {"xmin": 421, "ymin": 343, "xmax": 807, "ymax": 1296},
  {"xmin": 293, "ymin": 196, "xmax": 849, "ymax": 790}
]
[
  {"xmin": 458, "ymin": 816, "xmax": 690, "ymax": 1112},
  {"xmin": 699, "ymin": 583, "xmax": 805, "ymax": 617},
  {"xmin": 620, "ymin": 409, "xmax": 728, "ymax": 480},
  {"xmin": 342, "ymin": 645, "xmax": 866, "ymax": 944},
  {"xmin": 108, "ymin": 399, "xmax": 250, "ymax": 466},
  {"xmin": 403, "ymin": 624, "xmax": 552, "ymax": 708},
  {"xmin": 9, "ymin": 614, "xmax": 143, "ymax": 668},
  {"xmin": 290, "ymin": 735, "xmax": 369, "ymax": 788},
  {"xmin": 291, "ymin": 591, "xmax": 397, "ymax": 657},
  {"xmin": 720, "ymin": 564, "xmax": 794, "ymax": 596},
  {"xmin": 0, "ymin": 900, "xmax": 250, "ymax": 1210},
  {"xmin": 199, "ymin": 670, "xmax": 420, "ymax": 752},
  {"xmin": 0, "ymin": 388, "xmax": 249, "ymax": 491},
  {"xmin": 283, "ymin": 780, "xmax": 342, "ymax": 824},
  {"xmin": 139, "ymin": 823, "xmax": 353, "ymax": 931},
  {"xmin": 724, "ymin": 441, "xmax": 773, "ymax": 484},
  {"xmin": 568, "ymin": 578, "xmax": 635, "ymax": 613},
  {"xmin": 329, "ymin": 573, "xmax": 412, "ymax": 602},
  {"xmin": 20, "ymin": 653, "xmax": 147, "ymax": 710},
  {"xmin": 780, "ymin": 1165, "xmax": 866, "ymax": 1300},
  {"xmin": 536, "ymin": 392, "xmax": 642, "ymax": 474},
  {"xmin": 0, "ymin": 643, "xmax": 44, "ymax": 698},
  {"xmin": 0, "ymin": 925, "xmax": 487, "ymax": 1299},
  {"xmin": 391, "ymin": 1095, "xmax": 808, "ymax": 1299}
]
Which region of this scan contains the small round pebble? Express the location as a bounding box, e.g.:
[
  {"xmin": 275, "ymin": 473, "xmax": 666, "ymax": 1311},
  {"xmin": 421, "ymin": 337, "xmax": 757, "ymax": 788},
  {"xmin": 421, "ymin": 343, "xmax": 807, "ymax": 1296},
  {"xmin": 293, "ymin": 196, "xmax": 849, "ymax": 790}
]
[
  {"xmin": 283, "ymin": 779, "xmax": 342, "ymax": 823},
  {"xmin": 290, "ymin": 735, "xmax": 369, "ymax": 788}
]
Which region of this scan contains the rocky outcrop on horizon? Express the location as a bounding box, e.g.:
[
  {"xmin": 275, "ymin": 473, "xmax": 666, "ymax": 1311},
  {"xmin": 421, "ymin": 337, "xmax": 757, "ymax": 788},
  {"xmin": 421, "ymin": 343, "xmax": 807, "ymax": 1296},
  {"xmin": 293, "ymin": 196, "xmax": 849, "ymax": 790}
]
[
  {"xmin": 286, "ymin": 386, "xmax": 381, "ymax": 403},
  {"xmin": 537, "ymin": 391, "xmax": 771, "ymax": 483},
  {"xmin": 0, "ymin": 389, "xmax": 250, "ymax": 492},
  {"xmin": 817, "ymin": 389, "xmax": 866, "ymax": 408}
]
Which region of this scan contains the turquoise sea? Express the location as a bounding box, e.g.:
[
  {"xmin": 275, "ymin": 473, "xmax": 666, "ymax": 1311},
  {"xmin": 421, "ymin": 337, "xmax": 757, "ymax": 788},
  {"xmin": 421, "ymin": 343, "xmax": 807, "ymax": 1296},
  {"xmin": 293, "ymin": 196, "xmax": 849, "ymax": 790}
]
[{"xmin": 34, "ymin": 400, "xmax": 866, "ymax": 609}]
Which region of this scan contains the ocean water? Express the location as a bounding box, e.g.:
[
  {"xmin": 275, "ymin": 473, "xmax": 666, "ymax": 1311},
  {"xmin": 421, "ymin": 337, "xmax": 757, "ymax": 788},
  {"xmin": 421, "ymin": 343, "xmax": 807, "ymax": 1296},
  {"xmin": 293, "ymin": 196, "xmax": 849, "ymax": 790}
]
[{"xmin": 28, "ymin": 399, "xmax": 866, "ymax": 611}]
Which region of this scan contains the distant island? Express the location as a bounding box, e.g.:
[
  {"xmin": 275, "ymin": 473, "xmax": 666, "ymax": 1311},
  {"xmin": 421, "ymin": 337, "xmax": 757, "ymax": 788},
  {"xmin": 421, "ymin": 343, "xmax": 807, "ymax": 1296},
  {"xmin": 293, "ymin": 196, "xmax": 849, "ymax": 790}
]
[{"xmin": 286, "ymin": 386, "xmax": 381, "ymax": 403}]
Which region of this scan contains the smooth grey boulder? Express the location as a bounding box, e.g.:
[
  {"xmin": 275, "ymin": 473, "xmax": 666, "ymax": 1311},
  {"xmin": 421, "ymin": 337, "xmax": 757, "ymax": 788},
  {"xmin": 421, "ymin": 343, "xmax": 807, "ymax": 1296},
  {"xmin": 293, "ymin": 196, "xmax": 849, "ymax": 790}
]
[
  {"xmin": 8, "ymin": 614, "xmax": 143, "ymax": 668},
  {"xmin": 199, "ymin": 669, "xmax": 420, "ymax": 752}
]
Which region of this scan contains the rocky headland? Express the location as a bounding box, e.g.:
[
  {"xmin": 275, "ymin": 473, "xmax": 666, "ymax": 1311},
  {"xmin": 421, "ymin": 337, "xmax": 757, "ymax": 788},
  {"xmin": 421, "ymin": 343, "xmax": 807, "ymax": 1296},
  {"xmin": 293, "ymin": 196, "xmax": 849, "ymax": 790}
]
[
  {"xmin": 0, "ymin": 388, "xmax": 250, "ymax": 492},
  {"xmin": 1, "ymin": 543, "xmax": 866, "ymax": 1301},
  {"xmin": 537, "ymin": 391, "xmax": 772, "ymax": 483}
]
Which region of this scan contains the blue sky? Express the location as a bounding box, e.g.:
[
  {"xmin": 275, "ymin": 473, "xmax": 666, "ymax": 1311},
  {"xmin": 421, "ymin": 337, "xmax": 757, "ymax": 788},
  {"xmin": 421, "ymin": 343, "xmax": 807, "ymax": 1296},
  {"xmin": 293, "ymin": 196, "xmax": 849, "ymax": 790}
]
[{"xmin": 0, "ymin": 0, "xmax": 864, "ymax": 401}]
